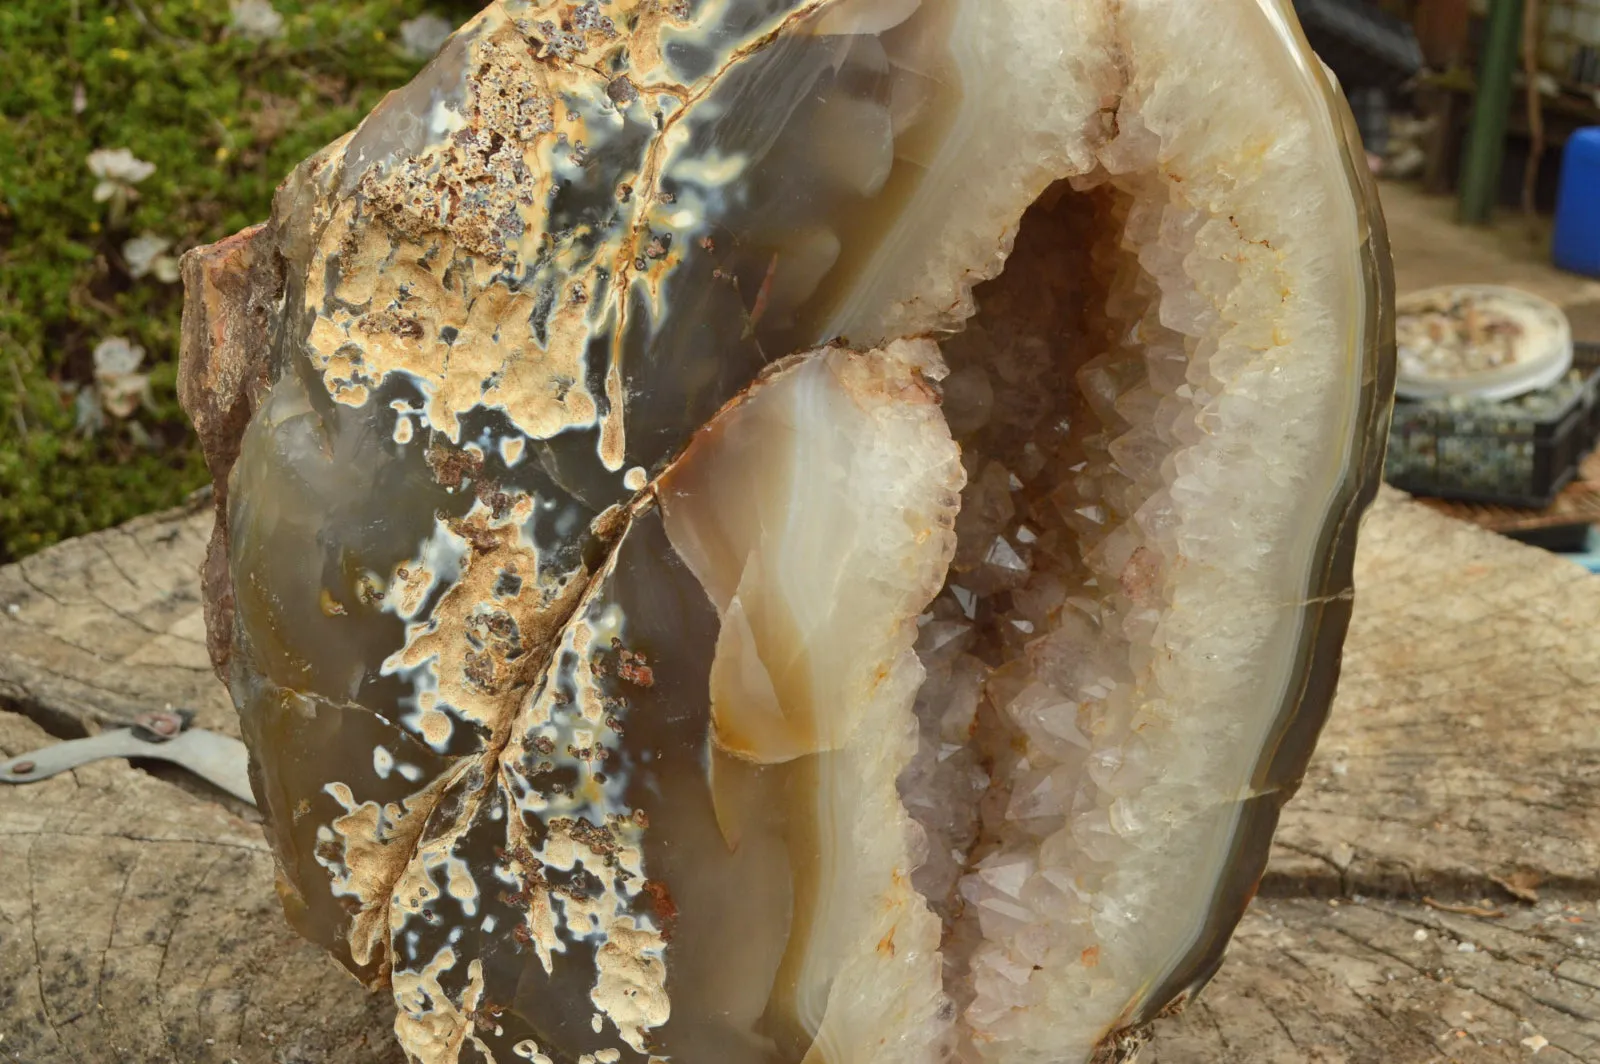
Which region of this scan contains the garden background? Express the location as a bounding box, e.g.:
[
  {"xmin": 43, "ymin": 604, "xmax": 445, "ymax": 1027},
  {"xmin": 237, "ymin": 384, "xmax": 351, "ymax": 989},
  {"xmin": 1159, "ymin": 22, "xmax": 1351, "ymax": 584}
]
[{"xmin": 0, "ymin": 0, "xmax": 475, "ymax": 562}]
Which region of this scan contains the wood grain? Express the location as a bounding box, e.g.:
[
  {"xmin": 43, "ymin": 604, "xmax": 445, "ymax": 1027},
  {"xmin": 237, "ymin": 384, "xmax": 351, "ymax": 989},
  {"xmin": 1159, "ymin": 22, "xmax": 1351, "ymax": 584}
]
[
  {"xmin": 1267, "ymin": 488, "xmax": 1600, "ymax": 899},
  {"xmin": 0, "ymin": 496, "xmax": 232, "ymax": 739},
  {"xmin": 0, "ymin": 712, "xmax": 403, "ymax": 1064}
]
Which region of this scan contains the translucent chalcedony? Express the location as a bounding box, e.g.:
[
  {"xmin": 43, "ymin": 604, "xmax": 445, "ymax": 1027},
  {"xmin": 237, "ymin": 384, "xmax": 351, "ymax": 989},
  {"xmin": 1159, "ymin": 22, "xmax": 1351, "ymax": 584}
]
[{"xmin": 178, "ymin": 1, "xmax": 1394, "ymax": 1062}]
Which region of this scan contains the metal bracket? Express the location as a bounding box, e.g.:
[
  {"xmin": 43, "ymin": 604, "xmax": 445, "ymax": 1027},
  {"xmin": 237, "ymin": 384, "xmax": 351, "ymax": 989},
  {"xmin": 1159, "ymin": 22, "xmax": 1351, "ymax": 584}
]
[{"xmin": 0, "ymin": 709, "xmax": 255, "ymax": 806}]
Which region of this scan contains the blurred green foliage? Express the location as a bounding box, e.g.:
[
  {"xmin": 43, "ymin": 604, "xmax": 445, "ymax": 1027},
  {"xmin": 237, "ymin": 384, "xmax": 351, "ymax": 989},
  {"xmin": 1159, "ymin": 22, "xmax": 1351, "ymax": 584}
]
[{"xmin": 0, "ymin": 0, "xmax": 474, "ymax": 561}]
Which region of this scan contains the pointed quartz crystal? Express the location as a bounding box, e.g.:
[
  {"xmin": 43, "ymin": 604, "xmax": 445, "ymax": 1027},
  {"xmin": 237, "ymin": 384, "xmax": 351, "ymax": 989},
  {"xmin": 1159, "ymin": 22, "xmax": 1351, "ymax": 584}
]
[{"xmin": 179, "ymin": 2, "xmax": 1395, "ymax": 1062}]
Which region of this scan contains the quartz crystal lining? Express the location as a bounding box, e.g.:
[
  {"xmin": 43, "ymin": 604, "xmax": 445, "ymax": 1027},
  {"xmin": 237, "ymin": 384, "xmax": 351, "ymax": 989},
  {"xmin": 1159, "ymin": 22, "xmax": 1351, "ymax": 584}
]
[{"xmin": 182, "ymin": 0, "xmax": 1394, "ymax": 1061}]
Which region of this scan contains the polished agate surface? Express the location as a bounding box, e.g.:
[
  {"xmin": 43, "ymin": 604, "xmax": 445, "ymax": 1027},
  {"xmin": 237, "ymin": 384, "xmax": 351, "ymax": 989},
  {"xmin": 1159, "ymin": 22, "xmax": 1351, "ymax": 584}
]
[{"xmin": 179, "ymin": 2, "xmax": 1395, "ymax": 1062}]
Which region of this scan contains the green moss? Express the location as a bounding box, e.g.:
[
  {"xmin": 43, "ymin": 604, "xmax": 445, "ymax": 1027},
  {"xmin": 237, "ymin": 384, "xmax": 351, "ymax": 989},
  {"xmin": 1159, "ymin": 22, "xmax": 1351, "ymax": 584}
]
[{"xmin": 0, "ymin": 0, "xmax": 478, "ymax": 561}]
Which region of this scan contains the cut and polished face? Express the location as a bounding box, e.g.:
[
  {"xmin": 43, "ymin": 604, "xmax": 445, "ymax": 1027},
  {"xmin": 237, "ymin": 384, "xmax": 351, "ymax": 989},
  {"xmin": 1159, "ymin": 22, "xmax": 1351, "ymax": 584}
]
[{"xmin": 179, "ymin": 2, "xmax": 1394, "ymax": 1062}]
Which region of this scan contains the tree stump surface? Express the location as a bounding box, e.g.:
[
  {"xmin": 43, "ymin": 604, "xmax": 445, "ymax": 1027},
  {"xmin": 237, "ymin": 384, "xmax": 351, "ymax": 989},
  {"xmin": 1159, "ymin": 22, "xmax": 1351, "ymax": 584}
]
[
  {"xmin": 1152, "ymin": 489, "xmax": 1600, "ymax": 1063},
  {"xmin": 0, "ymin": 495, "xmax": 233, "ymax": 740},
  {"xmin": 0, "ymin": 710, "xmax": 403, "ymax": 1064},
  {"xmin": 0, "ymin": 488, "xmax": 1595, "ymax": 1062}
]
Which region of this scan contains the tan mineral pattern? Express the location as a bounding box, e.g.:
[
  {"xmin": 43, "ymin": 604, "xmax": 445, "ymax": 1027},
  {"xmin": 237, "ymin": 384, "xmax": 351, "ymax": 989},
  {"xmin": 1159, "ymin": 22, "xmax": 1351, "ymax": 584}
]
[{"xmin": 177, "ymin": 2, "xmax": 1395, "ymax": 1062}]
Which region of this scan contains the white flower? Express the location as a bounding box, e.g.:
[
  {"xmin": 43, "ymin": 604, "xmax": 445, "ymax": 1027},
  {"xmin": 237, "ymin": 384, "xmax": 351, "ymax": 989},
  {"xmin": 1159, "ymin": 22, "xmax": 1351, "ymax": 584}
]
[
  {"xmin": 122, "ymin": 234, "xmax": 180, "ymax": 283},
  {"xmin": 229, "ymin": 0, "xmax": 285, "ymax": 42},
  {"xmin": 87, "ymin": 148, "xmax": 155, "ymax": 183},
  {"xmin": 72, "ymin": 385, "xmax": 105, "ymax": 436},
  {"xmin": 87, "ymin": 148, "xmax": 155, "ymax": 203},
  {"xmin": 92, "ymin": 337, "xmax": 152, "ymax": 419},
  {"xmin": 400, "ymin": 13, "xmax": 453, "ymax": 59}
]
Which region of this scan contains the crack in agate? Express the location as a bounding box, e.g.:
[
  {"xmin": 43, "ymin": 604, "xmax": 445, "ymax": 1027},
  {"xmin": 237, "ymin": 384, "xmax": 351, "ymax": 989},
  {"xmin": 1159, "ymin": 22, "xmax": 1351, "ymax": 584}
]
[
  {"xmin": 370, "ymin": 501, "xmax": 661, "ymax": 1063},
  {"xmin": 380, "ymin": 496, "xmax": 592, "ymax": 752}
]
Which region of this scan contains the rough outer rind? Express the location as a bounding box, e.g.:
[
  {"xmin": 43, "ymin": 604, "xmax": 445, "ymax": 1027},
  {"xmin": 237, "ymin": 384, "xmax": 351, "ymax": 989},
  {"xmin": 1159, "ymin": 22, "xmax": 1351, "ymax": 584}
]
[{"xmin": 176, "ymin": 224, "xmax": 280, "ymax": 677}]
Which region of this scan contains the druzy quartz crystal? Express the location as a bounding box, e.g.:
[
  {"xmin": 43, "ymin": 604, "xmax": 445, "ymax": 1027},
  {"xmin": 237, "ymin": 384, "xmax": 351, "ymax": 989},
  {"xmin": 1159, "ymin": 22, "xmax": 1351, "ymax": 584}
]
[{"xmin": 178, "ymin": 2, "xmax": 1395, "ymax": 1062}]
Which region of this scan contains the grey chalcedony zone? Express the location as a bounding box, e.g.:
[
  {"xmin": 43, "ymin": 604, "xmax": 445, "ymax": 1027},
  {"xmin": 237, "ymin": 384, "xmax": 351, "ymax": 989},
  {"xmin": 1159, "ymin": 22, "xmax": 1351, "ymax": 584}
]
[{"xmin": 179, "ymin": 2, "xmax": 1394, "ymax": 1062}]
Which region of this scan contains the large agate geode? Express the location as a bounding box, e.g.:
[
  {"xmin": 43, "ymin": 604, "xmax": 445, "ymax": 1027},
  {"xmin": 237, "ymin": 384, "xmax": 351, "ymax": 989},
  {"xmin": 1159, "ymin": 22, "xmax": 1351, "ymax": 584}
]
[{"xmin": 178, "ymin": 2, "xmax": 1394, "ymax": 1061}]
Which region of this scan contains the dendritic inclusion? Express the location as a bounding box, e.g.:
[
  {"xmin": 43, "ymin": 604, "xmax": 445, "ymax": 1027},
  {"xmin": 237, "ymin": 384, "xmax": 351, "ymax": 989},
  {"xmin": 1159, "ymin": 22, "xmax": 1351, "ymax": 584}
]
[{"xmin": 179, "ymin": 2, "xmax": 1394, "ymax": 1062}]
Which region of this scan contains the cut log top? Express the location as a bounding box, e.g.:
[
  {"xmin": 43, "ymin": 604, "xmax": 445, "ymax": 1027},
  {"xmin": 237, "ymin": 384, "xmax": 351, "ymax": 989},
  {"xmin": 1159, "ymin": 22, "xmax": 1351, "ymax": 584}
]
[
  {"xmin": 0, "ymin": 496, "xmax": 232, "ymax": 739},
  {"xmin": 0, "ymin": 487, "xmax": 1596, "ymax": 1062},
  {"xmin": 1164, "ymin": 489, "xmax": 1600, "ymax": 1063}
]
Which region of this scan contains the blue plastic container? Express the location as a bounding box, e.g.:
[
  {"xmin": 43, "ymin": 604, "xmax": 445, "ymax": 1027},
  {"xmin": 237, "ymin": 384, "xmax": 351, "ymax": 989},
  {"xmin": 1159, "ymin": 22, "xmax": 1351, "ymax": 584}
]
[{"xmin": 1554, "ymin": 127, "xmax": 1600, "ymax": 279}]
